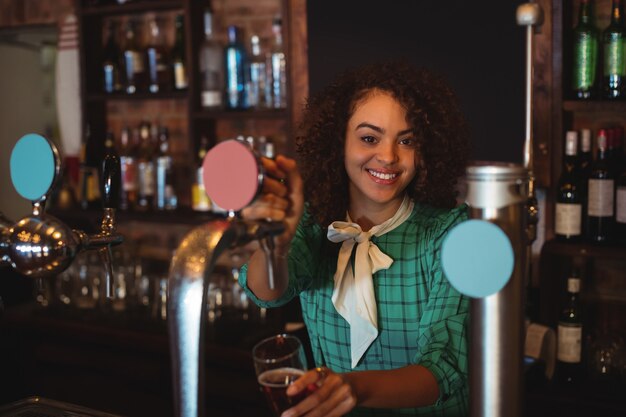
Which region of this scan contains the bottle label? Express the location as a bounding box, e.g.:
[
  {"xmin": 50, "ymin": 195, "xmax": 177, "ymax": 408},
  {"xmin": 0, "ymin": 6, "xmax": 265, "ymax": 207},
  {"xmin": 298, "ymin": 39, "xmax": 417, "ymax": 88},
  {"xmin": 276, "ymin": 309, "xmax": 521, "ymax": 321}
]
[
  {"xmin": 192, "ymin": 167, "xmax": 211, "ymax": 211},
  {"xmin": 120, "ymin": 156, "xmax": 137, "ymax": 192},
  {"xmin": 557, "ymin": 323, "xmax": 582, "ymax": 363},
  {"xmin": 202, "ymin": 90, "xmax": 222, "ymax": 107},
  {"xmin": 174, "ymin": 62, "xmax": 188, "ymax": 89},
  {"xmin": 616, "ymin": 186, "xmax": 626, "ymax": 223},
  {"xmin": 555, "ymin": 203, "xmax": 582, "ymax": 236},
  {"xmin": 138, "ymin": 161, "xmax": 155, "ymax": 196},
  {"xmin": 588, "ymin": 178, "xmax": 615, "ymax": 216},
  {"xmin": 574, "ymin": 33, "xmax": 597, "ymax": 89},
  {"xmin": 567, "ymin": 278, "xmax": 581, "ymax": 293}
]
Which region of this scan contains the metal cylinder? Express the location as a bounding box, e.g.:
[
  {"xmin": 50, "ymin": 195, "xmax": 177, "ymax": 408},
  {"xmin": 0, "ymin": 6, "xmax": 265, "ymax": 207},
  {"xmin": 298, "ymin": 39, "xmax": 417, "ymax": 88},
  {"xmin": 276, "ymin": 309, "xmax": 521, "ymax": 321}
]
[{"xmin": 465, "ymin": 162, "xmax": 528, "ymax": 417}]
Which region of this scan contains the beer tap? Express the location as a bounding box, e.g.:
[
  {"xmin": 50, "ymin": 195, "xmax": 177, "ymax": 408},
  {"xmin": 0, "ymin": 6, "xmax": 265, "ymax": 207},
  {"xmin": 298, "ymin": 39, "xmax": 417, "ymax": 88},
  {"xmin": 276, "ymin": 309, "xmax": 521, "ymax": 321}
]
[
  {"xmin": 0, "ymin": 133, "xmax": 123, "ymax": 298},
  {"xmin": 167, "ymin": 139, "xmax": 285, "ymax": 417}
]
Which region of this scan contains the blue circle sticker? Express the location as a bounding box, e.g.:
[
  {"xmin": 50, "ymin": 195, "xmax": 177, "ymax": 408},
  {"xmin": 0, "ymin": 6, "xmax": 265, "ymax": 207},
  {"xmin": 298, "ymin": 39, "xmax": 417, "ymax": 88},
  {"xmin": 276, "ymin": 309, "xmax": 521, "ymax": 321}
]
[
  {"xmin": 10, "ymin": 134, "xmax": 58, "ymax": 202},
  {"xmin": 441, "ymin": 219, "xmax": 515, "ymax": 298}
]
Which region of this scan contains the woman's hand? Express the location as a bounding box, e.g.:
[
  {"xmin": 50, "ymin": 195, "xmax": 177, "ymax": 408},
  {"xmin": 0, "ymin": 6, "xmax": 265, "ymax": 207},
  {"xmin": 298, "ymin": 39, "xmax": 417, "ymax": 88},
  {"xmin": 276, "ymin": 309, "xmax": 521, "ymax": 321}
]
[
  {"xmin": 281, "ymin": 367, "xmax": 357, "ymax": 417},
  {"xmin": 240, "ymin": 155, "xmax": 304, "ymax": 253}
]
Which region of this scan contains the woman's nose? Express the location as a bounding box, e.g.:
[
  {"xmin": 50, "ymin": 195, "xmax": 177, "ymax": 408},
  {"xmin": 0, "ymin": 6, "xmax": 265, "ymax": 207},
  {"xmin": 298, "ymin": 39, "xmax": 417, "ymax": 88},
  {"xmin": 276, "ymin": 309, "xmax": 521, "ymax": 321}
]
[{"xmin": 376, "ymin": 142, "xmax": 398, "ymax": 164}]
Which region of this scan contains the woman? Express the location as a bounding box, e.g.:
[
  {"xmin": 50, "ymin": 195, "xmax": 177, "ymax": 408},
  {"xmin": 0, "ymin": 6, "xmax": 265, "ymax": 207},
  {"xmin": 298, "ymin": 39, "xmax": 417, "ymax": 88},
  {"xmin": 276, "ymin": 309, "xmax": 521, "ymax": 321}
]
[{"xmin": 239, "ymin": 60, "xmax": 471, "ymax": 417}]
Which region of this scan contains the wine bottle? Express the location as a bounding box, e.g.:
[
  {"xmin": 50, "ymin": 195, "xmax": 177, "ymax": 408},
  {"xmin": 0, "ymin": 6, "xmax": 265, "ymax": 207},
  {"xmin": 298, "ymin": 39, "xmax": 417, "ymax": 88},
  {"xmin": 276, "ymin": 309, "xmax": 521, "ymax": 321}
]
[
  {"xmin": 199, "ymin": 4, "xmax": 223, "ymax": 108},
  {"xmin": 572, "ymin": 0, "xmax": 600, "ymax": 99},
  {"xmin": 136, "ymin": 121, "xmax": 156, "ymax": 211},
  {"xmin": 579, "ymin": 128, "xmax": 593, "ymax": 237},
  {"xmin": 118, "ymin": 125, "xmax": 137, "ymax": 210},
  {"xmin": 268, "ymin": 17, "xmax": 287, "ymax": 108},
  {"xmin": 102, "ymin": 19, "xmax": 122, "ymax": 93},
  {"xmin": 556, "ymin": 269, "xmax": 584, "ymax": 386},
  {"xmin": 555, "ymin": 131, "xmax": 583, "ymax": 241},
  {"xmin": 191, "ymin": 135, "xmax": 211, "ymax": 212},
  {"xmin": 586, "ymin": 129, "xmax": 615, "ymax": 244},
  {"xmin": 602, "ymin": 0, "xmax": 626, "ymax": 99},
  {"xmin": 615, "ymin": 127, "xmax": 626, "ymax": 244},
  {"xmin": 146, "ymin": 15, "xmax": 169, "ymax": 93},
  {"xmin": 171, "ymin": 14, "xmax": 188, "ymax": 91},
  {"xmin": 225, "ymin": 25, "xmax": 248, "ymax": 109},
  {"xmin": 122, "ymin": 18, "xmax": 146, "ymax": 94},
  {"xmin": 155, "ymin": 126, "xmax": 177, "ymax": 211}
]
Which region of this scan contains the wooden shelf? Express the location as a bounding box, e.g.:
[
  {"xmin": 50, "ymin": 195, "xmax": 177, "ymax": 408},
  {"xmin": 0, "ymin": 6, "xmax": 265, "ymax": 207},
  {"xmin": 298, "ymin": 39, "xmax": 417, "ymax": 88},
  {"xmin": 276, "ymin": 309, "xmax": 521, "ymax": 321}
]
[
  {"xmin": 541, "ymin": 239, "xmax": 626, "ymax": 259},
  {"xmin": 86, "ymin": 91, "xmax": 188, "ymax": 102},
  {"xmin": 81, "ymin": 0, "xmax": 183, "ymax": 17},
  {"xmin": 191, "ymin": 108, "xmax": 288, "ymax": 120},
  {"xmin": 562, "ymin": 100, "xmax": 626, "ymax": 113}
]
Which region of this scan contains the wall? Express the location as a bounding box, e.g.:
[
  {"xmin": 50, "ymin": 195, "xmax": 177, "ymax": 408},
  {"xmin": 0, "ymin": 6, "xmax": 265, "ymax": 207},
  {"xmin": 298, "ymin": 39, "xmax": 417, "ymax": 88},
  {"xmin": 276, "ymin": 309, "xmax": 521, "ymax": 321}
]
[{"xmin": 307, "ymin": 0, "xmax": 527, "ymax": 163}]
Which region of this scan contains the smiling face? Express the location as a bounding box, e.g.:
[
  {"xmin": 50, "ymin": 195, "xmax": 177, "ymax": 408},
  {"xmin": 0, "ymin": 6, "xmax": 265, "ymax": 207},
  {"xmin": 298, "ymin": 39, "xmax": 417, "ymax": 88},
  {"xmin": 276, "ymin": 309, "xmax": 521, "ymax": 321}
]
[{"xmin": 344, "ymin": 90, "xmax": 420, "ymax": 224}]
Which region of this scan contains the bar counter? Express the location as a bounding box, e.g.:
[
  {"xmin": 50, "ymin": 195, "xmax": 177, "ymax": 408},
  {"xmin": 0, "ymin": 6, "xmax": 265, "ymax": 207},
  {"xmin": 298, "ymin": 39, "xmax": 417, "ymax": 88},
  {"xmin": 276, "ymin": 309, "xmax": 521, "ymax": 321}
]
[{"xmin": 0, "ymin": 301, "xmax": 283, "ymax": 417}]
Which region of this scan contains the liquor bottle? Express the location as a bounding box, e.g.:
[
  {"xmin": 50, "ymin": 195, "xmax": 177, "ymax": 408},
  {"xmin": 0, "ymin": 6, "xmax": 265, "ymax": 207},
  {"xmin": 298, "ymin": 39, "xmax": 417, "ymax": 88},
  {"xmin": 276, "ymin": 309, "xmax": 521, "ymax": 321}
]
[
  {"xmin": 155, "ymin": 126, "xmax": 177, "ymax": 210},
  {"xmin": 136, "ymin": 121, "xmax": 156, "ymax": 211},
  {"xmin": 586, "ymin": 129, "xmax": 615, "ymax": 244},
  {"xmin": 171, "ymin": 14, "xmax": 188, "ymax": 91},
  {"xmin": 225, "ymin": 25, "xmax": 248, "ymax": 109},
  {"xmin": 79, "ymin": 124, "xmax": 101, "ymax": 210},
  {"xmin": 191, "ymin": 135, "xmax": 211, "ymax": 212},
  {"xmin": 555, "ymin": 131, "xmax": 583, "ymax": 241},
  {"xmin": 122, "ymin": 18, "xmax": 146, "ymax": 94},
  {"xmin": 572, "ymin": 0, "xmax": 599, "ymax": 99},
  {"xmin": 199, "ymin": 4, "xmax": 224, "ymax": 109},
  {"xmin": 579, "ymin": 128, "xmax": 593, "ymax": 236},
  {"xmin": 146, "ymin": 15, "xmax": 170, "ymax": 93},
  {"xmin": 118, "ymin": 125, "xmax": 137, "ymax": 210},
  {"xmin": 602, "ymin": 0, "xmax": 626, "ymax": 99},
  {"xmin": 556, "ymin": 269, "xmax": 584, "ymax": 386},
  {"xmin": 268, "ymin": 17, "xmax": 287, "ymax": 108},
  {"xmin": 102, "ymin": 19, "xmax": 122, "ymax": 93},
  {"xmin": 247, "ymin": 35, "xmax": 269, "ymax": 108}
]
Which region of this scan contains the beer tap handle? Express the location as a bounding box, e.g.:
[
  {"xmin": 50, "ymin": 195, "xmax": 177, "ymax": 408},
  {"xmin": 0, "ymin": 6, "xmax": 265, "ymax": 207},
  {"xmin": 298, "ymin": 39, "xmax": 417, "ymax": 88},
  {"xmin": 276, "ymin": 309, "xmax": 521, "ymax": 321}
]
[{"xmin": 98, "ymin": 136, "xmax": 122, "ymax": 299}]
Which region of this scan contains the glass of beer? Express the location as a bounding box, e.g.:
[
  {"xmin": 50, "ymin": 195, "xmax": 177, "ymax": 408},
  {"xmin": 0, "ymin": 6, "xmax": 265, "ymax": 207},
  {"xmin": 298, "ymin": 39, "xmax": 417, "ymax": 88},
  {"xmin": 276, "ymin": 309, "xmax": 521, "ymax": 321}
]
[{"xmin": 253, "ymin": 334, "xmax": 308, "ymax": 416}]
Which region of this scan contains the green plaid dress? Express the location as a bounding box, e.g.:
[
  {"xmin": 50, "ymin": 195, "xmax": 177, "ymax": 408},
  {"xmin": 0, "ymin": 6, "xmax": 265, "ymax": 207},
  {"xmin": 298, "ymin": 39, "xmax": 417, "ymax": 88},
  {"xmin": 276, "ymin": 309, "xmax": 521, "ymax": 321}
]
[{"xmin": 239, "ymin": 203, "xmax": 469, "ymax": 416}]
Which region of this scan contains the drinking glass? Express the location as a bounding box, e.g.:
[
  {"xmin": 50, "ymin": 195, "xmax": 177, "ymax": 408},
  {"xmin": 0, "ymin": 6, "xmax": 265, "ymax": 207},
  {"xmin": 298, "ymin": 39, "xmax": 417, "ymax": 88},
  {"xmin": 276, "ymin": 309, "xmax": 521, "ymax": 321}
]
[{"xmin": 252, "ymin": 334, "xmax": 308, "ymax": 416}]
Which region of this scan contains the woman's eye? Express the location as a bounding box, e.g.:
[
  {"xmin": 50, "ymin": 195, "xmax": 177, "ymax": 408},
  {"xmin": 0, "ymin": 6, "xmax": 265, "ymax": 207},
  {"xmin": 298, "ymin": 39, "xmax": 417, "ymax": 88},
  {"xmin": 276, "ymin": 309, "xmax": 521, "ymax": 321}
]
[
  {"xmin": 399, "ymin": 137, "xmax": 416, "ymax": 146},
  {"xmin": 361, "ymin": 135, "xmax": 377, "ymax": 144}
]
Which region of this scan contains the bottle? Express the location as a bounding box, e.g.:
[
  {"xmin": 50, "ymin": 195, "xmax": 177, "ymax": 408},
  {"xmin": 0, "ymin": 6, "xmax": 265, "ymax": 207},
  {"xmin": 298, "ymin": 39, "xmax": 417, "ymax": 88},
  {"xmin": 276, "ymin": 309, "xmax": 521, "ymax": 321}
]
[
  {"xmin": 579, "ymin": 128, "xmax": 593, "ymax": 236},
  {"xmin": 556, "ymin": 269, "xmax": 584, "ymax": 386},
  {"xmin": 155, "ymin": 126, "xmax": 177, "ymax": 210},
  {"xmin": 122, "ymin": 18, "xmax": 146, "ymax": 94},
  {"xmin": 610, "ymin": 126, "xmax": 624, "ymax": 177},
  {"xmin": 555, "ymin": 131, "xmax": 583, "ymax": 241},
  {"xmin": 79, "ymin": 124, "xmax": 101, "ymax": 209},
  {"xmin": 586, "ymin": 129, "xmax": 615, "ymax": 244},
  {"xmin": 225, "ymin": 25, "xmax": 248, "ymax": 109},
  {"xmin": 199, "ymin": 4, "xmax": 224, "ymax": 109},
  {"xmin": 615, "ymin": 127, "xmax": 626, "ymax": 244},
  {"xmin": 572, "ymin": 0, "xmax": 599, "ymax": 99},
  {"xmin": 136, "ymin": 121, "xmax": 156, "ymax": 211},
  {"xmin": 602, "ymin": 0, "xmax": 626, "ymax": 99},
  {"xmin": 247, "ymin": 35, "xmax": 269, "ymax": 108},
  {"xmin": 171, "ymin": 14, "xmax": 188, "ymax": 91},
  {"xmin": 102, "ymin": 19, "xmax": 122, "ymax": 93},
  {"xmin": 191, "ymin": 135, "xmax": 211, "ymax": 212},
  {"xmin": 118, "ymin": 125, "xmax": 137, "ymax": 210},
  {"xmin": 268, "ymin": 17, "xmax": 287, "ymax": 108},
  {"xmin": 145, "ymin": 15, "xmax": 170, "ymax": 93}
]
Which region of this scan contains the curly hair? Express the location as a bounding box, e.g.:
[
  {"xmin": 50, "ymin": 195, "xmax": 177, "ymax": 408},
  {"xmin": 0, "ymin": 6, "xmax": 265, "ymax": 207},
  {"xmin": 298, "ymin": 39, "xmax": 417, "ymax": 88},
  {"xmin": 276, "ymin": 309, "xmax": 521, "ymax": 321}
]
[{"xmin": 295, "ymin": 60, "xmax": 471, "ymax": 228}]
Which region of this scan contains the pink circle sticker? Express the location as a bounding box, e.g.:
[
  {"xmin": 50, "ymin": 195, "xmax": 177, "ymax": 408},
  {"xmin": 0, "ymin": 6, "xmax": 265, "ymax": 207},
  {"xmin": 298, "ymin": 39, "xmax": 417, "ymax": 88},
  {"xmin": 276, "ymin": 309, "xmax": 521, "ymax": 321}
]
[{"xmin": 202, "ymin": 140, "xmax": 260, "ymax": 212}]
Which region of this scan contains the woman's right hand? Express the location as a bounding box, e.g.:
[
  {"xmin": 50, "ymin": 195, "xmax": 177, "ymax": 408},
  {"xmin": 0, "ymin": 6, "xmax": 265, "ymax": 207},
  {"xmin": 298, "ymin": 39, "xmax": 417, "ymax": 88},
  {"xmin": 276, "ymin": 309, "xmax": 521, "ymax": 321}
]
[{"xmin": 240, "ymin": 154, "xmax": 304, "ymax": 255}]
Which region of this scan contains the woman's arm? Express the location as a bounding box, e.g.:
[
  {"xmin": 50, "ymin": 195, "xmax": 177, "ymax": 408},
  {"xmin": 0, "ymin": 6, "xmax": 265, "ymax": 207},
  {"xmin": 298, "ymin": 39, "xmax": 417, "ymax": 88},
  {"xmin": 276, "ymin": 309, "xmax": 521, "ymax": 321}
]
[
  {"xmin": 240, "ymin": 155, "xmax": 304, "ymax": 301},
  {"xmin": 281, "ymin": 365, "xmax": 439, "ymax": 417}
]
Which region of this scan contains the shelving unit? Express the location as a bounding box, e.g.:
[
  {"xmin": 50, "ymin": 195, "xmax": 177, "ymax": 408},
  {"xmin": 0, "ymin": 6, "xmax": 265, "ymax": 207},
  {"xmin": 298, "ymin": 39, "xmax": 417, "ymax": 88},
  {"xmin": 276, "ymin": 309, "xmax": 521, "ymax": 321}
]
[
  {"xmin": 74, "ymin": 0, "xmax": 308, "ymax": 211},
  {"xmin": 531, "ymin": 1, "xmax": 626, "ymax": 413}
]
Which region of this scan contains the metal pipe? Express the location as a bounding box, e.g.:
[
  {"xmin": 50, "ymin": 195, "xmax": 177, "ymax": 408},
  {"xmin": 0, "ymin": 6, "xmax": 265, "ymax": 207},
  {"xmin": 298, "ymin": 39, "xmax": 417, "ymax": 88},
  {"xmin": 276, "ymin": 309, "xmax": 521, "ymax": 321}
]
[{"xmin": 466, "ymin": 163, "xmax": 528, "ymax": 417}]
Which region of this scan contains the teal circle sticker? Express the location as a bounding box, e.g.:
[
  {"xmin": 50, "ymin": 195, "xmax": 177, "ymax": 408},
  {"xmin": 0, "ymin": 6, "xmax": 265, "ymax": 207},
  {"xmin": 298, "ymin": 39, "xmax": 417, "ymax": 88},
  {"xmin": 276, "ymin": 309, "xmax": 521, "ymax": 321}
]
[
  {"xmin": 441, "ymin": 219, "xmax": 514, "ymax": 298},
  {"xmin": 10, "ymin": 133, "xmax": 58, "ymax": 202}
]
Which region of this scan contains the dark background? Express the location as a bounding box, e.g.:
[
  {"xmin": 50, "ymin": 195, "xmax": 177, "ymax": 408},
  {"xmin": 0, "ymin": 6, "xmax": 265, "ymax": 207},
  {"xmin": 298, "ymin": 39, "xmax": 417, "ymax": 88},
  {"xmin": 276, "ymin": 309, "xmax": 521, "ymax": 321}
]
[{"xmin": 307, "ymin": 0, "xmax": 526, "ymax": 163}]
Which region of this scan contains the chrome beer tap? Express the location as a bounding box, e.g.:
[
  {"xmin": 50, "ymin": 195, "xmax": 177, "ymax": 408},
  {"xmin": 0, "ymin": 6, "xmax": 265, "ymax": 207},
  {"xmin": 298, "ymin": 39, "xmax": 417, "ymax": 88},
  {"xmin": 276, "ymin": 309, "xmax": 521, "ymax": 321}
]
[
  {"xmin": 167, "ymin": 139, "xmax": 285, "ymax": 417},
  {"xmin": 0, "ymin": 133, "xmax": 123, "ymax": 298}
]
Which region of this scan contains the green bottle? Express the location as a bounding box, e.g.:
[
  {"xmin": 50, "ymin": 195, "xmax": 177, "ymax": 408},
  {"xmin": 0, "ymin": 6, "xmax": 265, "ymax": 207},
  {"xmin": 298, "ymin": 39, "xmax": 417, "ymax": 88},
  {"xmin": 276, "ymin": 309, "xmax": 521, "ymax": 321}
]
[
  {"xmin": 603, "ymin": 0, "xmax": 626, "ymax": 99},
  {"xmin": 573, "ymin": 0, "xmax": 599, "ymax": 99}
]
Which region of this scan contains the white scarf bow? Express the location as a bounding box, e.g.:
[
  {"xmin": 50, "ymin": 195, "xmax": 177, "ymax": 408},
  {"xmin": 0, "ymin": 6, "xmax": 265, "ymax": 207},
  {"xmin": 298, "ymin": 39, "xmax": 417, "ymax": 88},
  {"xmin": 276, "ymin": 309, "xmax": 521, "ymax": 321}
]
[{"xmin": 327, "ymin": 196, "xmax": 414, "ymax": 368}]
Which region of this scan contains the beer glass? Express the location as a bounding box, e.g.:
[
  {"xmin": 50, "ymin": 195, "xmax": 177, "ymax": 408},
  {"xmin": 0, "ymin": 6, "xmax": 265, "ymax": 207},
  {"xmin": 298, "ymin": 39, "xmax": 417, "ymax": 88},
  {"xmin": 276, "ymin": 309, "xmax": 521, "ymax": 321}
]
[{"xmin": 252, "ymin": 334, "xmax": 308, "ymax": 416}]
